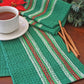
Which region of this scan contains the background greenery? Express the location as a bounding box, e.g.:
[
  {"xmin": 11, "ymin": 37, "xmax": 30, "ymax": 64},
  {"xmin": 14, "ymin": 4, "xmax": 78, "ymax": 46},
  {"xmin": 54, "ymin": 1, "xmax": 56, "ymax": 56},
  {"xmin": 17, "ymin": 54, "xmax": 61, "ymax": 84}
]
[{"xmin": 63, "ymin": 0, "xmax": 84, "ymax": 27}]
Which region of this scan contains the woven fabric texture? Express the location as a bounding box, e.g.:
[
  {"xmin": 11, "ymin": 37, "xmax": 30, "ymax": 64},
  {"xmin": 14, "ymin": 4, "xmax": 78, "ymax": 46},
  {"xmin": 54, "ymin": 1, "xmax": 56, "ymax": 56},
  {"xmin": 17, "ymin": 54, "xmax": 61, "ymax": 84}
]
[
  {"xmin": 0, "ymin": 45, "xmax": 10, "ymax": 77},
  {"xmin": 0, "ymin": 26, "xmax": 84, "ymax": 84},
  {"xmin": 0, "ymin": 0, "xmax": 84, "ymax": 84},
  {"xmin": 21, "ymin": 0, "xmax": 71, "ymax": 35}
]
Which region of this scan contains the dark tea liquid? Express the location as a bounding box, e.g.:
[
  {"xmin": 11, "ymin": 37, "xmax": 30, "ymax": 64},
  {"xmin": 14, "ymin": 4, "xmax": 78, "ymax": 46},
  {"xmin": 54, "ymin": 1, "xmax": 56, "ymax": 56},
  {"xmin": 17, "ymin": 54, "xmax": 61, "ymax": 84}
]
[{"xmin": 0, "ymin": 12, "xmax": 16, "ymax": 20}]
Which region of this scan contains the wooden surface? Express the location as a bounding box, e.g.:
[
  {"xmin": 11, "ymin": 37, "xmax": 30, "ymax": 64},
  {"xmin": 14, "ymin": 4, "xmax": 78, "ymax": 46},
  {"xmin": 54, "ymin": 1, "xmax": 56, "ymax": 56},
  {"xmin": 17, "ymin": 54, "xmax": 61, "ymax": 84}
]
[{"xmin": 0, "ymin": 23, "xmax": 84, "ymax": 84}]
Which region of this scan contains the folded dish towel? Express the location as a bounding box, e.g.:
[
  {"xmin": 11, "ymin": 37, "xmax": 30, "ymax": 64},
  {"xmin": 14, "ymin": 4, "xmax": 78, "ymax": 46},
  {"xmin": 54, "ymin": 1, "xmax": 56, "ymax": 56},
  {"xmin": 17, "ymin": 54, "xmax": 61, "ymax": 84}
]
[
  {"xmin": 0, "ymin": 0, "xmax": 84, "ymax": 84},
  {"xmin": 0, "ymin": 26, "xmax": 84, "ymax": 84},
  {"xmin": 21, "ymin": 0, "xmax": 71, "ymax": 35}
]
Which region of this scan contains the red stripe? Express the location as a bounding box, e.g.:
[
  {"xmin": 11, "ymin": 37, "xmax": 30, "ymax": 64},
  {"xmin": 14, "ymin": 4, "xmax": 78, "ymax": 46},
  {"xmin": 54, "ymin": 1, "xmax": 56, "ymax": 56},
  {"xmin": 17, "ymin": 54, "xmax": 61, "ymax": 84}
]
[
  {"xmin": 32, "ymin": 21, "xmax": 37, "ymax": 25},
  {"xmin": 23, "ymin": 35, "xmax": 54, "ymax": 84},
  {"xmin": 40, "ymin": 30, "xmax": 80, "ymax": 80},
  {"xmin": 32, "ymin": 0, "xmax": 50, "ymax": 20},
  {"xmin": 26, "ymin": 0, "xmax": 33, "ymax": 10}
]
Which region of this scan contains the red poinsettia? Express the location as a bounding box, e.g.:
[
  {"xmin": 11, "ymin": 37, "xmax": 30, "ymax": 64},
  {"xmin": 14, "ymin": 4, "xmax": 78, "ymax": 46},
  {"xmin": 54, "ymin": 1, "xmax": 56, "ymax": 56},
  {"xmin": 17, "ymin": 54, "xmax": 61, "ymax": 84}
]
[{"xmin": 0, "ymin": 0, "xmax": 27, "ymax": 11}]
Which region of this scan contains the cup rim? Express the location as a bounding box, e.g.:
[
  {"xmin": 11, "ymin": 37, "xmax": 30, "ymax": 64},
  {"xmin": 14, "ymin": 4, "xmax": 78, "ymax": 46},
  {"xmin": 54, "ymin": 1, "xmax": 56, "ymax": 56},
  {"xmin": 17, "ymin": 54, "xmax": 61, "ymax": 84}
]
[{"xmin": 0, "ymin": 6, "xmax": 19, "ymax": 21}]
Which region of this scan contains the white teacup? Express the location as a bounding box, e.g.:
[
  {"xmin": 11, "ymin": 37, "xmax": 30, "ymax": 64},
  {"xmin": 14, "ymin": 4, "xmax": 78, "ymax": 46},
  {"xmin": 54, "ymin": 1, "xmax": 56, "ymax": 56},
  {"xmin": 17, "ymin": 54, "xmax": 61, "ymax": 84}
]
[{"xmin": 0, "ymin": 6, "xmax": 19, "ymax": 33}]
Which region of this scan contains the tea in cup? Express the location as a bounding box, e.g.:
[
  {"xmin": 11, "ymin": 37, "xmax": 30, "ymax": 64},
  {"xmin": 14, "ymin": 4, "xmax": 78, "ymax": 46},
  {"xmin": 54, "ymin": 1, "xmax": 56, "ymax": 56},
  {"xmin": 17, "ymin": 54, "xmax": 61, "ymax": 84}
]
[{"xmin": 0, "ymin": 6, "xmax": 19, "ymax": 33}]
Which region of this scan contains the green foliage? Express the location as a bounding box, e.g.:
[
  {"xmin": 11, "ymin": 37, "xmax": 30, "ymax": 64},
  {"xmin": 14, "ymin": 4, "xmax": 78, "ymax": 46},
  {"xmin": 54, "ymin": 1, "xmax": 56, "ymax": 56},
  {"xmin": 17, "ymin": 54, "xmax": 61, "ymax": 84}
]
[{"xmin": 63, "ymin": 0, "xmax": 84, "ymax": 27}]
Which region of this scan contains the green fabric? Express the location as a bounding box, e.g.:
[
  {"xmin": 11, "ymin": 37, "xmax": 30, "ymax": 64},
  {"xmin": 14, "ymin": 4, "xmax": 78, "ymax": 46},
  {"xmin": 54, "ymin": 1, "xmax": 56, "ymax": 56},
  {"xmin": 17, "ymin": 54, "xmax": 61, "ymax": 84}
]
[
  {"xmin": 21, "ymin": 0, "xmax": 71, "ymax": 35},
  {"xmin": 0, "ymin": 26, "xmax": 84, "ymax": 84},
  {"xmin": 25, "ymin": 17, "xmax": 67, "ymax": 35},
  {"xmin": 0, "ymin": 45, "xmax": 10, "ymax": 77},
  {"xmin": 0, "ymin": 0, "xmax": 84, "ymax": 84}
]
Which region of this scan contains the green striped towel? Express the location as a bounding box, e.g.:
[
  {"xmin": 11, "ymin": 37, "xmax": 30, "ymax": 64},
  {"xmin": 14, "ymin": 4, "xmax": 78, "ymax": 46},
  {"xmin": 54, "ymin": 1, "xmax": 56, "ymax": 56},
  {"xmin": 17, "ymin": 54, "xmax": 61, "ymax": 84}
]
[
  {"xmin": 0, "ymin": 47, "xmax": 10, "ymax": 77},
  {"xmin": 0, "ymin": 26, "xmax": 84, "ymax": 84},
  {"xmin": 0, "ymin": 0, "xmax": 84, "ymax": 84},
  {"xmin": 21, "ymin": 0, "xmax": 71, "ymax": 35}
]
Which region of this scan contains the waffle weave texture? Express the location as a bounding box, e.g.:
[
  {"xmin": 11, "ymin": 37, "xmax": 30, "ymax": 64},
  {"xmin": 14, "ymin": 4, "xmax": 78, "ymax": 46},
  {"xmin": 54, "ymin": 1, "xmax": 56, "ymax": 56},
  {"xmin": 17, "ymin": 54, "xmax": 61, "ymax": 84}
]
[
  {"xmin": 21, "ymin": 0, "xmax": 71, "ymax": 35},
  {"xmin": 0, "ymin": 46, "xmax": 10, "ymax": 77},
  {"xmin": 0, "ymin": 0, "xmax": 84, "ymax": 84},
  {"xmin": 0, "ymin": 26, "xmax": 84, "ymax": 84}
]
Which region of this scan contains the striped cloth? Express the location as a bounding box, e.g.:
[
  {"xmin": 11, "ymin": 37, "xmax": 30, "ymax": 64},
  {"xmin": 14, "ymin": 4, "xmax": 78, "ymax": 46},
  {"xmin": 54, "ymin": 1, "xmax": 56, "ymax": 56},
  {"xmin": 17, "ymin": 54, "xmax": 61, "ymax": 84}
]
[
  {"xmin": 0, "ymin": 26, "xmax": 84, "ymax": 84},
  {"xmin": 0, "ymin": 0, "xmax": 84, "ymax": 84},
  {"xmin": 21, "ymin": 0, "xmax": 71, "ymax": 35}
]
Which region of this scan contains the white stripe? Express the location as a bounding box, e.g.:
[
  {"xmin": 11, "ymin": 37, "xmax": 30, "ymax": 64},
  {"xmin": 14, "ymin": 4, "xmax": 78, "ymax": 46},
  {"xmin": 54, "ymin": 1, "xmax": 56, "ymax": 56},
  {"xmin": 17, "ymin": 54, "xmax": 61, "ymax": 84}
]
[
  {"xmin": 47, "ymin": 33, "xmax": 84, "ymax": 78},
  {"xmin": 29, "ymin": 20, "xmax": 43, "ymax": 27},
  {"xmin": 21, "ymin": 0, "xmax": 37, "ymax": 15},
  {"xmin": 33, "ymin": 28, "xmax": 75, "ymax": 82},
  {"xmin": 24, "ymin": 0, "xmax": 29, "ymax": 9},
  {"xmin": 38, "ymin": 24, "xmax": 43, "ymax": 27},
  {"xmin": 29, "ymin": 0, "xmax": 46, "ymax": 18},
  {"xmin": 29, "ymin": 20, "xmax": 34, "ymax": 24},
  {"xmin": 20, "ymin": 37, "xmax": 47, "ymax": 84},
  {"xmin": 37, "ymin": 0, "xmax": 57, "ymax": 22},
  {"xmin": 27, "ymin": 32, "xmax": 62, "ymax": 84}
]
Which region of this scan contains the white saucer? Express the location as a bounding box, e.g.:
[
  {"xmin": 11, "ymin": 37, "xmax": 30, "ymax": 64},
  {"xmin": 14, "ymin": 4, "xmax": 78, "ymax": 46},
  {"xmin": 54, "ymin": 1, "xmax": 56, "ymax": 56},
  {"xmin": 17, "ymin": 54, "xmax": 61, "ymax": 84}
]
[{"xmin": 0, "ymin": 16, "xmax": 29, "ymax": 41}]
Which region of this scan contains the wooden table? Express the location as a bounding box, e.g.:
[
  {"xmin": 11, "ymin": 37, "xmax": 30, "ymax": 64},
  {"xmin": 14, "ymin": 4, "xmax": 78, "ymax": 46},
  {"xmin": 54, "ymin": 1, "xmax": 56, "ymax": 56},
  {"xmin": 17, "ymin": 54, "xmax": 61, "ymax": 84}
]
[{"xmin": 0, "ymin": 23, "xmax": 84, "ymax": 84}]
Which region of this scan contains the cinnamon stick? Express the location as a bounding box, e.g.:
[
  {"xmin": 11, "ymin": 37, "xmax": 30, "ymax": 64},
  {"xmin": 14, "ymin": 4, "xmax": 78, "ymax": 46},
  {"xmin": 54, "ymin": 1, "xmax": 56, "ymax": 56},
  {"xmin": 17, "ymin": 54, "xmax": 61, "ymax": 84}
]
[
  {"xmin": 58, "ymin": 32, "xmax": 78, "ymax": 58},
  {"xmin": 63, "ymin": 27, "xmax": 80, "ymax": 56},
  {"xmin": 59, "ymin": 21, "xmax": 70, "ymax": 52}
]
